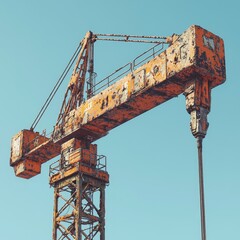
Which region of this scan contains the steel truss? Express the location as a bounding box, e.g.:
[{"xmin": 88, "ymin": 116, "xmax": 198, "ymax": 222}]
[{"xmin": 52, "ymin": 174, "xmax": 106, "ymax": 240}]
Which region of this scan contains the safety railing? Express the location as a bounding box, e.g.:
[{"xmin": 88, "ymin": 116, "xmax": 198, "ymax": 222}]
[
  {"xmin": 49, "ymin": 159, "xmax": 60, "ymax": 177},
  {"xmin": 49, "ymin": 150, "xmax": 107, "ymax": 178},
  {"xmin": 88, "ymin": 42, "xmax": 165, "ymax": 96}
]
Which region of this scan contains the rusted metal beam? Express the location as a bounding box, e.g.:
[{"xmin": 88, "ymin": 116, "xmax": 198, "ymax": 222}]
[
  {"xmin": 10, "ymin": 25, "xmax": 225, "ymax": 180},
  {"xmin": 53, "ymin": 25, "xmax": 225, "ymax": 145}
]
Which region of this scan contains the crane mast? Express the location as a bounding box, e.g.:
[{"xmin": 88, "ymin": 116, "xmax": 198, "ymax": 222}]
[{"xmin": 10, "ymin": 25, "xmax": 225, "ymax": 240}]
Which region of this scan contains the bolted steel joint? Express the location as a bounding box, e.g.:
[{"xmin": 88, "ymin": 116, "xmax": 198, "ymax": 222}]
[{"xmin": 189, "ymin": 107, "xmax": 209, "ymax": 138}]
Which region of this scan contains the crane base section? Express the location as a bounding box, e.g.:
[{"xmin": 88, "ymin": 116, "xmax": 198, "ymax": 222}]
[
  {"xmin": 52, "ymin": 173, "xmax": 107, "ymax": 240},
  {"xmin": 50, "ymin": 138, "xmax": 108, "ymax": 240}
]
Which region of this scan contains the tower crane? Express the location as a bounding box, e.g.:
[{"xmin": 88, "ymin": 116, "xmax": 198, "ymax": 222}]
[{"xmin": 10, "ymin": 25, "xmax": 226, "ymax": 240}]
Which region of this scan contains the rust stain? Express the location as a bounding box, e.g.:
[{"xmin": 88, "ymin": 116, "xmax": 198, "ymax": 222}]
[{"xmin": 10, "ymin": 25, "xmax": 225, "ymax": 179}]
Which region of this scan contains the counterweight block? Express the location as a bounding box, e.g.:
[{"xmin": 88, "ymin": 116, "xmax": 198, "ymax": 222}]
[{"xmin": 10, "ymin": 129, "xmax": 61, "ymax": 179}]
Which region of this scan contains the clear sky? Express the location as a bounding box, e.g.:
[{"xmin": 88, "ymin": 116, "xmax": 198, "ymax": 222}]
[{"xmin": 0, "ymin": 0, "xmax": 239, "ymax": 239}]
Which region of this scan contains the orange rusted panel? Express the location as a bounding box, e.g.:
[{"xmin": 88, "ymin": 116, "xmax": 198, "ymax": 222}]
[
  {"xmin": 49, "ymin": 164, "xmax": 109, "ymax": 185},
  {"xmin": 61, "ymin": 138, "xmax": 97, "ymax": 166},
  {"xmin": 194, "ymin": 26, "xmax": 225, "ymax": 87},
  {"xmin": 10, "ymin": 129, "xmax": 49, "ymax": 166},
  {"xmin": 66, "ymin": 149, "xmax": 97, "ymax": 166},
  {"xmin": 61, "ymin": 138, "xmax": 84, "ymax": 151},
  {"xmin": 14, "ymin": 159, "xmax": 41, "ymax": 179},
  {"xmin": 10, "ymin": 129, "xmax": 61, "ymax": 179},
  {"xmin": 68, "ymin": 149, "xmax": 82, "ymax": 165},
  {"xmin": 185, "ymin": 79, "xmax": 211, "ymax": 112},
  {"xmin": 26, "ymin": 139, "xmax": 61, "ymax": 164},
  {"xmin": 53, "ymin": 25, "xmax": 225, "ymax": 144},
  {"xmin": 50, "ymin": 165, "xmax": 79, "ymax": 184}
]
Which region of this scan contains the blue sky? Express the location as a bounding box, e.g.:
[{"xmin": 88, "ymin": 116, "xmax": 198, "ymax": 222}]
[{"xmin": 0, "ymin": 0, "xmax": 239, "ymax": 239}]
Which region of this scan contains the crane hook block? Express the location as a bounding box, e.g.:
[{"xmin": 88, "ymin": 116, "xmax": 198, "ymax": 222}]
[{"xmin": 184, "ymin": 79, "xmax": 211, "ymax": 138}]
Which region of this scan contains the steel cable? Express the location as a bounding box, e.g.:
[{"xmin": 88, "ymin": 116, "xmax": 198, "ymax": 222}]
[{"xmin": 30, "ymin": 44, "xmax": 81, "ymax": 131}]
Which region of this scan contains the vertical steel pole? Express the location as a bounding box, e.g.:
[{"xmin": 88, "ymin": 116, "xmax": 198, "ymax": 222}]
[
  {"xmin": 87, "ymin": 41, "xmax": 94, "ymax": 98},
  {"xmin": 100, "ymin": 186, "xmax": 105, "ymax": 240},
  {"xmin": 52, "ymin": 188, "xmax": 58, "ymax": 240},
  {"xmin": 197, "ymin": 137, "xmax": 206, "ymax": 240},
  {"xmin": 75, "ymin": 174, "xmax": 82, "ymax": 240}
]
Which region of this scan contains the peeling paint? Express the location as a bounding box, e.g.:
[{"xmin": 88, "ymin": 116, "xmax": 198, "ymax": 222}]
[{"xmin": 10, "ymin": 25, "xmax": 226, "ymax": 180}]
